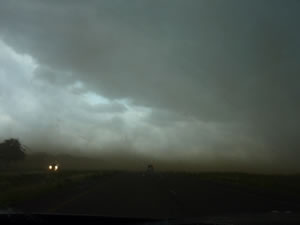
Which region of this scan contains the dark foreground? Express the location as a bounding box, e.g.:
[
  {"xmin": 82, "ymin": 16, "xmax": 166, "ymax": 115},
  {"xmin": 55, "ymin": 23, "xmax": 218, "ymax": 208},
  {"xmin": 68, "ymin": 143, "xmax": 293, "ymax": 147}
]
[{"xmin": 8, "ymin": 172, "xmax": 299, "ymax": 220}]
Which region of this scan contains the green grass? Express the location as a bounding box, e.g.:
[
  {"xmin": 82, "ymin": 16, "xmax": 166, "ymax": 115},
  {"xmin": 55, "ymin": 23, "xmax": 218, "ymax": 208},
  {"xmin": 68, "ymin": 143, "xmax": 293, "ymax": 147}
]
[
  {"xmin": 190, "ymin": 172, "xmax": 300, "ymax": 200},
  {"xmin": 160, "ymin": 171, "xmax": 300, "ymax": 200},
  {"xmin": 2, "ymin": 171, "xmax": 299, "ymax": 209},
  {"xmin": 0, "ymin": 170, "xmax": 109, "ymax": 208}
]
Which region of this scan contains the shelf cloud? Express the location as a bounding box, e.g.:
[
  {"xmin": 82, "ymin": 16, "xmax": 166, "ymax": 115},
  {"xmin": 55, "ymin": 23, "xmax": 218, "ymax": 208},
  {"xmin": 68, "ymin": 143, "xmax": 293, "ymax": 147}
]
[{"xmin": 0, "ymin": 0, "xmax": 300, "ymax": 172}]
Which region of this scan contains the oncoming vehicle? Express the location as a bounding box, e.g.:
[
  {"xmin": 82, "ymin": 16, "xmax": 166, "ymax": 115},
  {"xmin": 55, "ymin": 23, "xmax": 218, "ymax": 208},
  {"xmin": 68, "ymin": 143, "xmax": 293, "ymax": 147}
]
[
  {"xmin": 147, "ymin": 164, "xmax": 154, "ymax": 174},
  {"xmin": 48, "ymin": 161, "xmax": 60, "ymax": 172}
]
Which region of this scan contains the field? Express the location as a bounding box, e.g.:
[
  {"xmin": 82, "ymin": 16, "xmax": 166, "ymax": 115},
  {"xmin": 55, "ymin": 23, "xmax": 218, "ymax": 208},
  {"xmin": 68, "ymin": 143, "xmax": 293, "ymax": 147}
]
[
  {"xmin": 1, "ymin": 170, "xmax": 300, "ymax": 220},
  {"xmin": 0, "ymin": 170, "xmax": 115, "ymax": 208}
]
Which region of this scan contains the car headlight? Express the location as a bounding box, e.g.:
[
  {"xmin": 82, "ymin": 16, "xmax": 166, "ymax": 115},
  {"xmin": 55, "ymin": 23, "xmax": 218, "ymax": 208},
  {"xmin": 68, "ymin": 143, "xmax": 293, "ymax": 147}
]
[
  {"xmin": 54, "ymin": 165, "xmax": 59, "ymax": 171},
  {"xmin": 49, "ymin": 165, "xmax": 52, "ymax": 170}
]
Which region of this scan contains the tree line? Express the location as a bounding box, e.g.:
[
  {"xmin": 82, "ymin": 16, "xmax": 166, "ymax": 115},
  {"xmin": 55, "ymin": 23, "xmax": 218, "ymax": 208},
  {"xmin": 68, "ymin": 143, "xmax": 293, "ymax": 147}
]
[{"xmin": 0, "ymin": 138, "xmax": 26, "ymax": 164}]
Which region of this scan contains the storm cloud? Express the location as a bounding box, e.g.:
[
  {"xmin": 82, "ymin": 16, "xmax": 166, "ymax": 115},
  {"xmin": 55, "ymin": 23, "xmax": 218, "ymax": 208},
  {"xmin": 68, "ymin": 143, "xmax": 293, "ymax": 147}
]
[{"xmin": 0, "ymin": 0, "xmax": 300, "ymax": 173}]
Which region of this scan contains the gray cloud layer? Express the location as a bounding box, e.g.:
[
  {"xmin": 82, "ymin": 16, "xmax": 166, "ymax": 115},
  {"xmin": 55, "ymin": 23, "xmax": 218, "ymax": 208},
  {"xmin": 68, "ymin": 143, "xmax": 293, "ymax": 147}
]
[{"xmin": 0, "ymin": 0, "xmax": 300, "ymax": 172}]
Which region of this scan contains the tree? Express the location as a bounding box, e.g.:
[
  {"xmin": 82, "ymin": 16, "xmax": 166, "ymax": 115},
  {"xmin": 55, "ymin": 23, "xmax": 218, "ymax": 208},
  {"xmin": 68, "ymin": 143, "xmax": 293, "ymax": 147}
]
[{"xmin": 0, "ymin": 138, "xmax": 26, "ymax": 163}]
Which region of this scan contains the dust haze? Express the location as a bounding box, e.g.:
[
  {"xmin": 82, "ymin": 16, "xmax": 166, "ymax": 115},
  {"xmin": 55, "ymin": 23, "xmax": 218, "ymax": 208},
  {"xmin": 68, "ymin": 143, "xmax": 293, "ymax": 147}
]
[{"xmin": 1, "ymin": 0, "xmax": 300, "ymax": 173}]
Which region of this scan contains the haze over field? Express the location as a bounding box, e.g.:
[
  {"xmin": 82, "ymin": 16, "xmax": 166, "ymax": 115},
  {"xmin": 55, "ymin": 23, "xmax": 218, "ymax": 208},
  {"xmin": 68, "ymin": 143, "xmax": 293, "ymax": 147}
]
[{"xmin": 0, "ymin": 0, "xmax": 300, "ymax": 173}]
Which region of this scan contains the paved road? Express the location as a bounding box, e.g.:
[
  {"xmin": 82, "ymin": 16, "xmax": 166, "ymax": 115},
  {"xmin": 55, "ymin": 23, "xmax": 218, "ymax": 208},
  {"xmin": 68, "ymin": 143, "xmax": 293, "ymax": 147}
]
[{"xmin": 17, "ymin": 172, "xmax": 300, "ymax": 219}]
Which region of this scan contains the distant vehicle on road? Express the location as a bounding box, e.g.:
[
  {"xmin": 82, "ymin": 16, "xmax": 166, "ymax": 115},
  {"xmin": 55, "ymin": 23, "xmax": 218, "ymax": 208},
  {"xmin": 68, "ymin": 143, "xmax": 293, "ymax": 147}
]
[
  {"xmin": 48, "ymin": 161, "xmax": 60, "ymax": 172},
  {"xmin": 147, "ymin": 164, "xmax": 154, "ymax": 173}
]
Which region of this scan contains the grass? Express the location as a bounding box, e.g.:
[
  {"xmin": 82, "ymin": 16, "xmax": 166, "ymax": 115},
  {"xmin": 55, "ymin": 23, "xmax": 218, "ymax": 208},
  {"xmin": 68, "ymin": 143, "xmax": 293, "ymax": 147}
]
[
  {"xmin": 159, "ymin": 171, "xmax": 300, "ymax": 201},
  {"xmin": 1, "ymin": 170, "xmax": 300, "ymax": 209},
  {"xmin": 187, "ymin": 172, "xmax": 300, "ymax": 200},
  {"xmin": 0, "ymin": 170, "xmax": 111, "ymax": 208}
]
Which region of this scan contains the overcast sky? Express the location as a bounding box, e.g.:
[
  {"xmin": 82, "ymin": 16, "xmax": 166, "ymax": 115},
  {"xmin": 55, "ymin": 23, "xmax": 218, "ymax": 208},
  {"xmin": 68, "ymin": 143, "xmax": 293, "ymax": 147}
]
[{"xmin": 0, "ymin": 0, "xmax": 300, "ymax": 172}]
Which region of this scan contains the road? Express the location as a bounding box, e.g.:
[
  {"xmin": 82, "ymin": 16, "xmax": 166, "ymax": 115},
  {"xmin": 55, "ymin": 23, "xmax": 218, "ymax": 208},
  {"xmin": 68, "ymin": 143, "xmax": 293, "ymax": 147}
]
[{"xmin": 16, "ymin": 172, "xmax": 300, "ymax": 219}]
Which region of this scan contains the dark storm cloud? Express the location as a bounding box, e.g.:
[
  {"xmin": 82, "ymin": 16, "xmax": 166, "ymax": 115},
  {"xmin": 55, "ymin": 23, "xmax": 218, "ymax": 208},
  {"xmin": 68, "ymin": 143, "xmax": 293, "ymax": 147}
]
[{"xmin": 1, "ymin": 0, "xmax": 300, "ymax": 172}]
